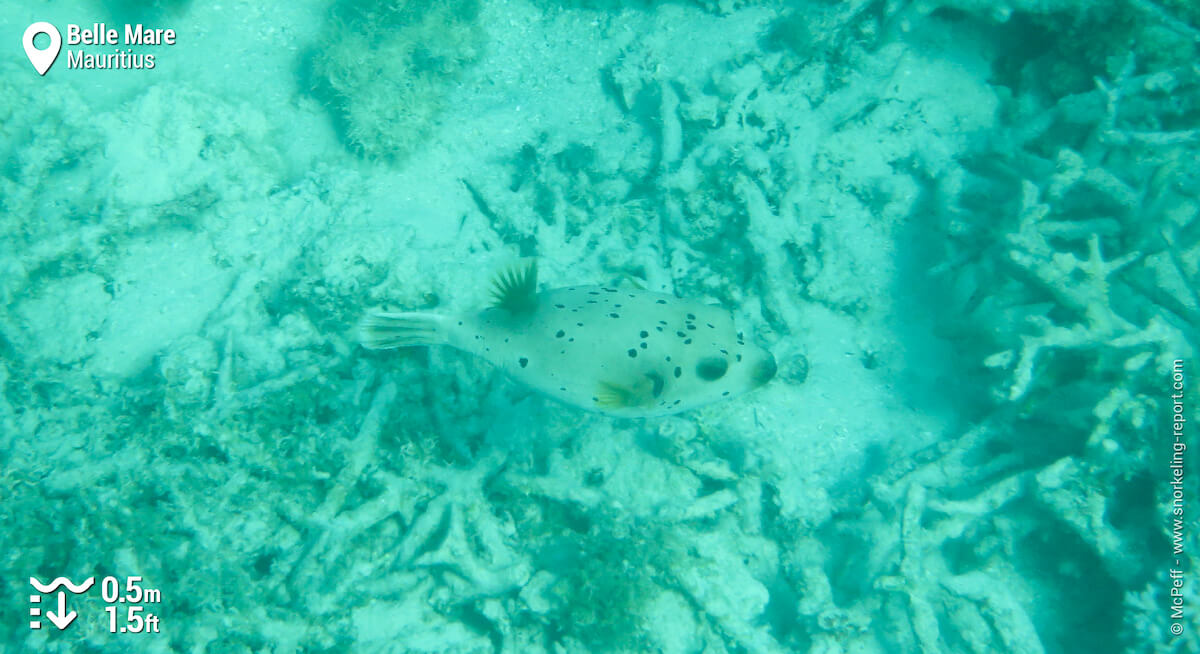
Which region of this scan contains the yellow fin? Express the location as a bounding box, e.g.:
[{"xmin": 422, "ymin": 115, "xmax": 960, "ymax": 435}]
[
  {"xmin": 595, "ymin": 381, "xmax": 636, "ymax": 409},
  {"xmin": 595, "ymin": 375, "xmax": 656, "ymax": 409}
]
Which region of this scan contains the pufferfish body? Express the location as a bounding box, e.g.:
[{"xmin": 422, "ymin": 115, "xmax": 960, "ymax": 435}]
[{"xmin": 359, "ymin": 261, "xmax": 776, "ymax": 417}]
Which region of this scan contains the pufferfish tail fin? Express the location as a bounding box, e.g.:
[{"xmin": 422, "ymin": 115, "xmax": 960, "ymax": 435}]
[{"xmin": 358, "ymin": 310, "xmax": 451, "ymax": 350}]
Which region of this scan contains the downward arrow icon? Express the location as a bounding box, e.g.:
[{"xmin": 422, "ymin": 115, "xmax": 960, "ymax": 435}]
[{"xmin": 46, "ymin": 592, "xmax": 77, "ymax": 630}]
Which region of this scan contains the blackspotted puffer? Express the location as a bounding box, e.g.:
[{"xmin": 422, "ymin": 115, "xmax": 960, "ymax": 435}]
[{"xmin": 359, "ymin": 261, "xmax": 776, "ymax": 418}]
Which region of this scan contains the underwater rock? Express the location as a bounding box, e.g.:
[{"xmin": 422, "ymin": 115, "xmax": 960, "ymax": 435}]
[
  {"xmin": 308, "ymin": 0, "xmax": 484, "ymax": 160},
  {"xmin": 350, "ymin": 587, "xmax": 493, "ymax": 654},
  {"xmin": 776, "ymin": 351, "xmax": 809, "ymax": 385},
  {"xmin": 90, "ymin": 232, "xmax": 235, "ymax": 378},
  {"xmin": 641, "ymin": 589, "xmax": 703, "ymax": 653},
  {"xmin": 159, "ymin": 334, "xmax": 218, "ymax": 418},
  {"xmin": 672, "ymin": 530, "xmax": 782, "ymax": 653},
  {"xmin": 9, "ymin": 272, "xmax": 109, "ymax": 365},
  {"xmin": 98, "ymin": 85, "xmax": 281, "ymax": 221},
  {"xmin": 1034, "ymin": 457, "xmax": 1143, "ymax": 585}
]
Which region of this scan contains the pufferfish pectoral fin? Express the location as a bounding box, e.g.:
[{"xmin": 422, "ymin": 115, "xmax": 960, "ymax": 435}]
[
  {"xmin": 594, "ymin": 372, "xmax": 665, "ymax": 410},
  {"xmin": 595, "ymin": 381, "xmax": 640, "ymax": 410}
]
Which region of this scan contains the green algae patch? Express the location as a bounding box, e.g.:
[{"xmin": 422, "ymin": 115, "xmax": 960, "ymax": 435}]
[{"xmin": 306, "ymin": 0, "xmax": 484, "ymax": 161}]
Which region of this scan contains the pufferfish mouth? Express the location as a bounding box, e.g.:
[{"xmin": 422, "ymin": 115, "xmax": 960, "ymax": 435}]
[{"xmin": 751, "ymin": 352, "xmax": 777, "ymax": 387}]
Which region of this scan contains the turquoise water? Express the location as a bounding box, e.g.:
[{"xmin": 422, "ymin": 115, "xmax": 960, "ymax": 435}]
[{"xmin": 2, "ymin": 0, "xmax": 1198, "ymax": 652}]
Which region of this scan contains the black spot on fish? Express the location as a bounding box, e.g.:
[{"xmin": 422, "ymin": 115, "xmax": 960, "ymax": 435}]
[
  {"xmin": 609, "ymin": 313, "xmax": 620, "ymax": 318},
  {"xmin": 676, "ymin": 331, "xmax": 686, "ymax": 337},
  {"xmin": 589, "ymin": 291, "xmax": 600, "ymax": 295},
  {"xmin": 640, "ymin": 342, "xmax": 648, "ymax": 349},
  {"xmin": 627, "ymin": 349, "xmax": 637, "ymax": 358},
  {"xmin": 665, "ymin": 355, "xmax": 671, "ymax": 362},
  {"xmin": 555, "ymin": 304, "xmax": 565, "ymax": 308},
  {"xmin": 687, "ymin": 313, "xmax": 696, "ymax": 320},
  {"xmin": 458, "ymin": 321, "xmax": 464, "ymax": 326},
  {"xmin": 687, "ymin": 324, "xmax": 696, "ymax": 330},
  {"xmin": 587, "ymin": 300, "xmax": 598, "ymax": 304},
  {"xmin": 614, "ymin": 304, "xmax": 622, "ymax": 308},
  {"xmin": 696, "ymin": 356, "xmax": 728, "ymax": 381},
  {"xmin": 604, "ymin": 288, "xmax": 617, "ymax": 293},
  {"xmin": 684, "ymin": 338, "xmax": 693, "ymax": 345},
  {"xmin": 720, "ymin": 349, "xmax": 728, "ymax": 354},
  {"xmin": 736, "ymin": 354, "xmax": 743, "ymax": 362},
  {"xmin": 577, "ymin": 322, "xmax": 584, "ymax": 326},
  {"xmin": 556, "ymin": 330, "xmax": 565, "ymax": 338},
  {"xmin": 640, "ymin": 330, "xmax": 649, "ymax": 338},
  {"xmin": 722, "ymin": 391, "xmax": 730, "ymax": 396},
  {"xmin": 568, "ymin": 338, "xmax": 575, "ymax": 342},
  {"xmin": 655, "ymin": 326, "xmax": 664, "ymax": 332},
  {"xmin": 519, "ymin": 357, "xmax": 529, "ymax": 368},
  {"xmin": 560, "ymin": 386, "xmax": 567, "ymax": 391},
  {"xmin": 674, "ymin": 366, "xmax": 682, "ymax": 378},
  {"xmin": 656, "ymin": 299, "xmax": 667, "ymax": 304}
]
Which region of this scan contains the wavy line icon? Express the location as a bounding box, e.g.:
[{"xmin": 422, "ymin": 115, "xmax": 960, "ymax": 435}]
[{"xmin": 29, "ymin": 577, "xmax": 95, "ymax": 594}]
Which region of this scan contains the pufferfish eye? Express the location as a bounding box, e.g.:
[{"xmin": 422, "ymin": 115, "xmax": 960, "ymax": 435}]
[{"xmin": 696, "ymin": 356, "xmax": 728, "ymax": 381}]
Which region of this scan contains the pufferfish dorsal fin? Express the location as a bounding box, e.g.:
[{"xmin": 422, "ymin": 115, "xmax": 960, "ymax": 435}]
[{"xmin": 490, "ymin": 259, "xmax": 539, "ymax": 314}]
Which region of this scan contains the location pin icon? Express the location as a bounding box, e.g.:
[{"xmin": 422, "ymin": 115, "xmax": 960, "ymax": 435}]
[{"xmin": 23, "ymin": 22, "xmax": 62, "ymax": 76}]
